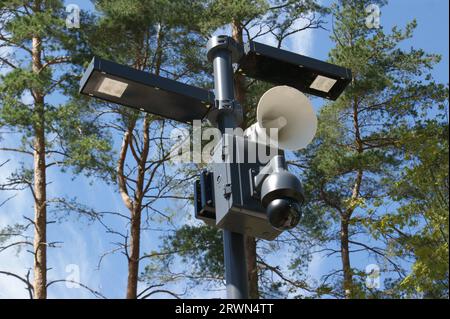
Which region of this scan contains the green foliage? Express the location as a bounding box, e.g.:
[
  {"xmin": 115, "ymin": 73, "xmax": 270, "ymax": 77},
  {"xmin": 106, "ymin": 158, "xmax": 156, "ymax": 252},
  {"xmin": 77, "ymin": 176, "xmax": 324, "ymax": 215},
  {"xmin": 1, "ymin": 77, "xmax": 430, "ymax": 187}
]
[
  {"xmin": 201, "ymin": 0, "xmax": 269, "ymax": 32},
  {"xmin": 157, "ymin": 225, "xmax": 223, "ymax": 279},
  {"xmin": 370, "ymin": 120, "xmax": 449, "ymax": 298},
  {"xmin": 300, "ymin": 0, "xmax": 449, "ymax": 298},
  {"xmin": 0, "ymin": 0, "xmax": 114, "ymax": 178}
]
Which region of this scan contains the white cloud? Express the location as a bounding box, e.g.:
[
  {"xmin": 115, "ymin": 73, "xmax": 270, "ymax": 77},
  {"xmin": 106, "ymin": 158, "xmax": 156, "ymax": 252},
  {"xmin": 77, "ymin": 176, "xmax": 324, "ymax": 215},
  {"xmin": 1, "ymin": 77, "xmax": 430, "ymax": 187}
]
[{"xmin": 284, "ymin": 15, "xmax": 316, "ymax": 56}]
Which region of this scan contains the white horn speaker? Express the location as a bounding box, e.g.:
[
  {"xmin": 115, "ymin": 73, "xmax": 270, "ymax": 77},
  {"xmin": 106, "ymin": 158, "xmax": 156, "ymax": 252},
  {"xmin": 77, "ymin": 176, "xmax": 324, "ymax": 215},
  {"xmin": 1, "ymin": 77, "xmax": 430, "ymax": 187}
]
[{"xmin": 244, "ymin": 86, "xmax": 317, "ymax": 151}]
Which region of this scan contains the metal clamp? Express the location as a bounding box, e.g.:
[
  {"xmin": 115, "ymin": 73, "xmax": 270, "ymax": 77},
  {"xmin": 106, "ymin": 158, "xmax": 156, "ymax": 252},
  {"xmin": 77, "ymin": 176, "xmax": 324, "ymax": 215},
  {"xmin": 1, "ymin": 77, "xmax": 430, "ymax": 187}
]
[
  {"xmin": 206, "ymin": 35, "xmax": 244, "ymax": 63},
  {"xmin": 207, "ymin": 99, "xmax": 243, "ymax": 126}
]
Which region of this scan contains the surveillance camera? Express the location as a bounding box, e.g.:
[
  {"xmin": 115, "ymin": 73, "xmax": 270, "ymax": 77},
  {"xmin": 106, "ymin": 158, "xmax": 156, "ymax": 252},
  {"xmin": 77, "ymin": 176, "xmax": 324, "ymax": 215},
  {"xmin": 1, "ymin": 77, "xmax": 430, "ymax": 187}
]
[
  {"xmin": 256, "ymin": 156, "xmax": 304, "ymax": 231},
  {"xmin": 266, "ymin": 197, "xmax": 302, "ymax": 231}
]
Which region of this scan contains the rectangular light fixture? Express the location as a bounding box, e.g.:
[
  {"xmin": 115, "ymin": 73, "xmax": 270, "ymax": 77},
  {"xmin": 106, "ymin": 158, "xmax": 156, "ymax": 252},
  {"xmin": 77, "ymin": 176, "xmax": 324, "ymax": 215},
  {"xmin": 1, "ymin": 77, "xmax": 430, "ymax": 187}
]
[
  {"xmin": 97, "ymin": 77, "xmax": 128, "ymax": 97},
  {"xmin": 79, "ymin": 57, "xmax": 215, "ymax": 123},
  {"xmin": 236, "ymin": 41, "xmax": 352, "ymax": 100},
  {"xmin": 309, "ymin": 75, "xmax": 337, "ymax": 93}
]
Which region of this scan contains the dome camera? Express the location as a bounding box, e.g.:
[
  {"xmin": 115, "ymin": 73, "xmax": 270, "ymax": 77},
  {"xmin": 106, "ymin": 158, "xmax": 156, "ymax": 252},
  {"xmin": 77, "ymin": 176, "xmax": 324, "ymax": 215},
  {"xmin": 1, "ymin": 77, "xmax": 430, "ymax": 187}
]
[
  {"xmin": 255, "ymin": 156, "xmax": 305, "ymax": 231},
  {"xmin": 266, "ymin": 197, "xmax": 302, "ymax": 231}
]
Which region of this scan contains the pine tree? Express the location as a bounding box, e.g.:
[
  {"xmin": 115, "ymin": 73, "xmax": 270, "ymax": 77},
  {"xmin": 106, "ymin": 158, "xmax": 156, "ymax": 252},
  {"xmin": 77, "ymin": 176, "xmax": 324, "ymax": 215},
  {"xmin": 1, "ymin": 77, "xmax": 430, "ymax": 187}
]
[
  {"xmin": 0, "ymin": 0, "xmax": 112, "ymax": 298},
  {"xmin": 88, "ymin": 0, "xmax": 211, "ymax": 299},
  {"xmin": 300, "ymin": 0, "xmax": 448, "ymax": 298}
]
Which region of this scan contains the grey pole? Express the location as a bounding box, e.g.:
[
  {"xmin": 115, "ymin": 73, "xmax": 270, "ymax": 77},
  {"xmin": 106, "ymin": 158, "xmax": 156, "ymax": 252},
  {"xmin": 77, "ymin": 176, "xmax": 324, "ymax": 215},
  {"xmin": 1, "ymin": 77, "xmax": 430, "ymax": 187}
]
[{"xmin": 206, "ymin": 35, "xmax": 249, "ymax": 299}]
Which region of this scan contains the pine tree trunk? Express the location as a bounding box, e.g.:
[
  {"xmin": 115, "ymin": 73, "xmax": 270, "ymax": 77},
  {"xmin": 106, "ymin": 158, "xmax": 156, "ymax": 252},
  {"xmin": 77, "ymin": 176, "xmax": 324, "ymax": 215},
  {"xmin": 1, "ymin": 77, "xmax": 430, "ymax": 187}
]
[
  {"xmin": 231, "ymin": 19, "xmax": 259, "ymax": 298},
  {"xmin": 122, "ymin": 29, "xmax": 161, "ymax": 299},
  {"xmin": 32, "ymin": 32, "xmax": 47, "ymax": 299},
  {"xmin": 340, "ymin": 217, "xmax": 352, "ymax": 299},
  {"xmin": 338, "ymin": 94, "xmax": 362, "ymax": 299},
  {"xmin": 126, "ymin": 206, "xmax": 142, "ymax": 299},
  {"xmin": 117, "ymin": 121, "xmax": 138, "ymax": 298},
  {"xmin": 125, "ymin": 115, "xmax": 150, "ymax": 298}
]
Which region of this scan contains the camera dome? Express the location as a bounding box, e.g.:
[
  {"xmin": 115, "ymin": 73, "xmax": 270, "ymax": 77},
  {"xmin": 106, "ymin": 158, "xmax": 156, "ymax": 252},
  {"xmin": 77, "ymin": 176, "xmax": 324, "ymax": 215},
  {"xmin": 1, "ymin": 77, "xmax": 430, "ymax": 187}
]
[{"xmin": 266, "ymin": 197, "xmax": 302, "ymax": 230}]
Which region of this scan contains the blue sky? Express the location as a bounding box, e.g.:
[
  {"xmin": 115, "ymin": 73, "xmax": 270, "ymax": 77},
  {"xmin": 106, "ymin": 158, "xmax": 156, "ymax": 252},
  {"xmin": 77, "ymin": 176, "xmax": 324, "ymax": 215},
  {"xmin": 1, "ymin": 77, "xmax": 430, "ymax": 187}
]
[{"xmin": 0, "ymin": 0, "xmax": 449, "ymax": 298}]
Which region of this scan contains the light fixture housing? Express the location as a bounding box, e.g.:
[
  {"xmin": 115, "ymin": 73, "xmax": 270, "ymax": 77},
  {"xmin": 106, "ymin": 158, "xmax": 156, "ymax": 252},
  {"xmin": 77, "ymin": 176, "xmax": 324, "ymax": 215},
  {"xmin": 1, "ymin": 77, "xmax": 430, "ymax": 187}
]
[
  {"xmin": 79, "ymin": 57, "xmax": 215, "ymax": 123},
  {"xmin": 236, "ymin": 41, "xmax": 352, "ymax": 100}
]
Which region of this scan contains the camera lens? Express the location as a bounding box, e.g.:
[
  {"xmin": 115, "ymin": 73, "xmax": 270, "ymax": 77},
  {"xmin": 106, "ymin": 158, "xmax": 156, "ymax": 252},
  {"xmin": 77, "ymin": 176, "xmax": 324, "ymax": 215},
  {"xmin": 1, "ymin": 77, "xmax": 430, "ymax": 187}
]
[{"xmin": 266, "ymin": 197, "xmax": 301, "ymax": 231}]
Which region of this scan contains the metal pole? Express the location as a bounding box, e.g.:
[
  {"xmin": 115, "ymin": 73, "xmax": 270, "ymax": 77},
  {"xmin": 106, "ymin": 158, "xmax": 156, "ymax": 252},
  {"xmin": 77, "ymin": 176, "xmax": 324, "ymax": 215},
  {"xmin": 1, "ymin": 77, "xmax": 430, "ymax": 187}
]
[
  {"xmin": 207, "ymin": 36, "xmax": 249, "ymax": 299},
  {"xmin": 223, "ymin": 230, "xmax": 248, "ymax": 299}
]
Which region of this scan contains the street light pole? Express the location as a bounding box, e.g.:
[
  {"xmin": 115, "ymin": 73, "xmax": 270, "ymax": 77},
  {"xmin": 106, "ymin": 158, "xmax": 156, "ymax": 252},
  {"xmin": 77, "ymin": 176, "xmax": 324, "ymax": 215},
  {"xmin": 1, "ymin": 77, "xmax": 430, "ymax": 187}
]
[
  {"xmin": 206, "ymin": 35, "xmax": 249, "ymax": 299},
  {"xmin": 80, "ymin": 32, "xmax": 351, "ymax": 300}
]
